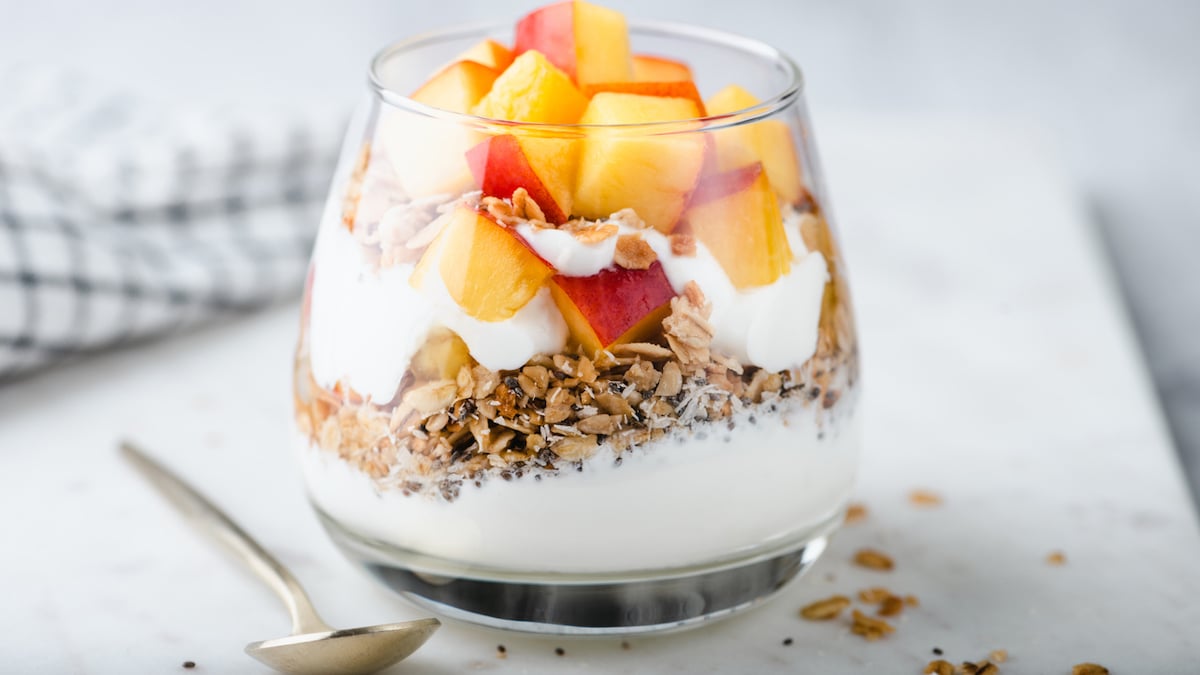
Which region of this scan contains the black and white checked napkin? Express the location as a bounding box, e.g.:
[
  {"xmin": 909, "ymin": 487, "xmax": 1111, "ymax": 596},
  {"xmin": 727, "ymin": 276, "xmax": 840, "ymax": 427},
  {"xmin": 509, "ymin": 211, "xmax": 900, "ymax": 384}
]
[{"xmin": 0, "ymin": 66, "xmax": 343, "ymax": 378}]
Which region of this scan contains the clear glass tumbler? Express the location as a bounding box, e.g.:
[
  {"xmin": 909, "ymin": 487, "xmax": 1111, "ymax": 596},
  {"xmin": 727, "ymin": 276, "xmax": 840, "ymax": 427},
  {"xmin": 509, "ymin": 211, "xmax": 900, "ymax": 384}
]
[{"xmin": 293, "ymin": 19, "xmax": 860, "ymax": 635}]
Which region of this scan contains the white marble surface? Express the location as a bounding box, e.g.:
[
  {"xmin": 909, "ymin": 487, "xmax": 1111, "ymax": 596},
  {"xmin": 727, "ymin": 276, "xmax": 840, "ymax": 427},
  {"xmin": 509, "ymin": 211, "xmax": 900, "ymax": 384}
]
[{"xmin": 3, "ymin": 118, "xmax": 1198, "ymax": 673}]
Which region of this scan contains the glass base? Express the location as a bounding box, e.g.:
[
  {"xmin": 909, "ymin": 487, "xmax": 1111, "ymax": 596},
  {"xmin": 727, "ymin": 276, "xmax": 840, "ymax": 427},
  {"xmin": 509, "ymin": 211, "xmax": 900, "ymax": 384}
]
[{"xmin": 317, "ymin": 507, "xmax": 839, "ymax": 635}]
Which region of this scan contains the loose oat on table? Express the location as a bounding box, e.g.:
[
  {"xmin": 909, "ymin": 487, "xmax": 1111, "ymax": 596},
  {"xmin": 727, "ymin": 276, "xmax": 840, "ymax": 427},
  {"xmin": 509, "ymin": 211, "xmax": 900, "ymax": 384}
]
[
  {"xmin": 853, "ymin": 548, "xmax": 895, "ymax": 571},
  {"xmin": 925, "ymin": 661, "xmax": 955, "ymax": 675},
  {"xmin": 1046, "ymin": 551, "xmax": 1067, "ymax": 566},
  {"xmin": 844, "ymin": 502, "xmax": 867, "ymax": 524},
  {"xmin": 858, "ymin": 587, "xmax": 891, "ymax": 603},
  {"xmin": 909, "ymin": 489, "xmax": 943, "ymax": 506},
  {"xmin": 799, "ymin": 595, "xmax": 851, "ymax": 621},
  {"xmin": 958, "ymin": 662, "xmax": 998, "ymax": 675},
  {"xmin": 849, "ymin": 609, "xmax": 894, "ymax": 641},
  {"xmin": 989, "ymin": 649, "xmax": 1008, "ymax": 664},
  {"xmin": 1071, "ymin": 664, "xmax": 1109, "ymax": 675},
  {"xmin": 878, "ymin": 594, "xmax": 905, "ymax": 617}
]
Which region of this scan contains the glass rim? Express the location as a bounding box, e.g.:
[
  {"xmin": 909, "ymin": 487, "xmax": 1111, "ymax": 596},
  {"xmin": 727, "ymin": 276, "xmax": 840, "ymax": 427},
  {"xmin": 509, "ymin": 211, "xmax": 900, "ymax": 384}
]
[{"xmin": 367, "ymin": 18, "xmax": 805, "ymax": 133}]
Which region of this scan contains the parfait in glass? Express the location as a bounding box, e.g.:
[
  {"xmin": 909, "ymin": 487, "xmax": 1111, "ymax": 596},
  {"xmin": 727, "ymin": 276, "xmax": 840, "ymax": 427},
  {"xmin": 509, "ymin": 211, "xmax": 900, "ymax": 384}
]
[{"xmin": 293, "ymin": 0, "xmax": 860, "ymax": 634}]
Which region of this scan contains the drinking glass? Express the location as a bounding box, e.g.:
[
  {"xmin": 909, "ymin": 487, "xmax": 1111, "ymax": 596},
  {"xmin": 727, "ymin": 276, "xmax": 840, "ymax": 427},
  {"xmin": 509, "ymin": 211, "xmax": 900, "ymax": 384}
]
[{"xmin": 293, "ymin": 19, "xmax": 860, "ymax": 635}]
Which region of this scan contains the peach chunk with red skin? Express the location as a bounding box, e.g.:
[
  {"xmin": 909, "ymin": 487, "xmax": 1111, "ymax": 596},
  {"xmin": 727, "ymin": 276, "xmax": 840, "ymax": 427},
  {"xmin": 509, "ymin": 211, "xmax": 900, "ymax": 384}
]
[
  {"xmin": 705, "ymin": 84, "xmax": 806, "ymax": 205},
  {"xmin": 573, "ymin": 92, "xmax": 708, "ymax": 233},
  {"xmin": 412, "ymin": 205, "xmax": 555, "ymax": 322},
  {"xmin": 684, "ymin": 162, "xmax": 791, "ymax": 289},
  {"xmin": 514, "ymin": 0, "xmax": 632, "ymax": 85},
  {"xmin": 632, "ymin": 54, "xmax": 693, "ymax": 83},
  {"xmin": 466, "ymin": 135, "xmax": 577, "ymax": 225},
  {"xmin": 550, "ymin": 261, "xmax": 676, "ymax": 355}
]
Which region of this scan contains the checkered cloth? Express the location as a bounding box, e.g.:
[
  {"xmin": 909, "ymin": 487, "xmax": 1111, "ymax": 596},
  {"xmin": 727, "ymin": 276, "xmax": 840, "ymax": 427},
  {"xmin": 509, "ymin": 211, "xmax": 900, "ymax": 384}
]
[{"xmin": 0, "ymin": 66, "xmax": 343, "ymax": 378}]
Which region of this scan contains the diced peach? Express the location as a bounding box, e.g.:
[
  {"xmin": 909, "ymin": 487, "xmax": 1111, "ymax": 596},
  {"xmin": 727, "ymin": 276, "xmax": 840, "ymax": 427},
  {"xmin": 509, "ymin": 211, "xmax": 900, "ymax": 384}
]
[
  {"xmin": 514, "ymin": 1, "xmax": 632, "ymax": 86},
  {"xmin": 466, "ymin": 135, "xmax": 577, "ymax": 224},
  {"xmin": 581, "ymin": 81, "xmax": 706, "ymax": 114},
  {"xmin": 412, "ymin": 205, "xmax": 555, "ymax": 321},
  {"xmin": 411, "ymin": 327, "xmax": 473, "ymax": 381},
  {"xmin": 705, "ymin": 84, "xmax": 805, "ymax": 205},
  {"xmin": 412, "ymin": 60, "xmax": 500, "ymax": 112},
  {"xmin": 684, "ymin": 162, "xmax": 791, "ymax": 288},
  {"xmin": 379, "ymin": 61, "xmax": 499, "ymax": 197},
  {"xmin": 574, "ymin": 93, "xmax": 707, "ymax": 233},
  {"xmin": 457, "ymin": 38, "xmax": 514, "ymax": 70},
  {"xmin": 550, "ymin": 261, "xmax": 676, "ymax": 355},
  {"xmin": 472, "ymin": 50, "xmax": 588, "ymax": 124},
  {"xmin": 632, "ymin": 54, "xmax": 693, "ymax": 83}
]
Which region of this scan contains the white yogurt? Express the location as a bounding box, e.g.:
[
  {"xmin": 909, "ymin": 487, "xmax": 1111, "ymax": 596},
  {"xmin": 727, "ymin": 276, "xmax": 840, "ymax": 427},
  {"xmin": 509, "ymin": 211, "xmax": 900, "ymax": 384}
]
[{"xmin": 300, "ymin": 394, "xmax": 860, "ymax": 573}]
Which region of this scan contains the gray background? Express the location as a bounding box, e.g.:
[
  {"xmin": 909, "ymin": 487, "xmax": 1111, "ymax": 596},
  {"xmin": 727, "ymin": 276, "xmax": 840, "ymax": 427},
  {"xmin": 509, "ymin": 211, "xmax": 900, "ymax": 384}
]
[{"xmin": 3, "ymin": 0, "xmax": 1197, "ymax": 500}]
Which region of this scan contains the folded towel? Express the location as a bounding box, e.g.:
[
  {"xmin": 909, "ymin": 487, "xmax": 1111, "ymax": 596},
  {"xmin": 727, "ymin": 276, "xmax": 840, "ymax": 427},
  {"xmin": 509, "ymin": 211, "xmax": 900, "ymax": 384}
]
[{"xmin": 0, "ymin": 65, "xmax": 343, "ymax": 378}]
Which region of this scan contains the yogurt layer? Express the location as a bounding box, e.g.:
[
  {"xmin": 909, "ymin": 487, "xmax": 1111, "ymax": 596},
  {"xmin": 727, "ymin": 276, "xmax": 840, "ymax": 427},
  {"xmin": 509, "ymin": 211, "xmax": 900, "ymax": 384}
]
[{"xmin": 300, "ymin": 393, "xmax": 860, "ymax": 572}]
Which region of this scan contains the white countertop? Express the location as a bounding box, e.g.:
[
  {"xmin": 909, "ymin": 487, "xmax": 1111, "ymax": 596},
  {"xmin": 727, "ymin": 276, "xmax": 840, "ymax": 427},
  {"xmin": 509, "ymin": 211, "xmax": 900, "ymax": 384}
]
[{"xmin": 3, "ymin": 118, "xmax": 1198, "ymax": 673}]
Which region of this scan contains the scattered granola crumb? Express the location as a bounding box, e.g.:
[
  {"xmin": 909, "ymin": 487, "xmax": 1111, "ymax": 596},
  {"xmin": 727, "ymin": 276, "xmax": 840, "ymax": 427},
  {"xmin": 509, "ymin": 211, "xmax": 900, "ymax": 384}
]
[
  {"xmin": 572, "ymin": 221, "xmax": 619, "ymax": 243},
  {"xmin": 958, "ymin": 661, "xmax": 999, "ymax": 675},
  {"xmin": 853, "ymin": 548, "xmax": 895, "ymax": 571},
  {"xmin": 924, "ymin": 660, "xmax": 954, "ymax": 675},
  {"xmin": 609, "ymin": 207, "xmax": 646, "ymax": 230},
  {"xmin": 933, "ymin": 647, "xmax": 944, "ymax": 656},
  {"xmin": 782, "ymin": 637, "xmax": 794, "ymax": 646},
  {"xmin": 905, "ymin": 594, "xmax": 920, "ymax": 607},
  {"xmin": 1072, "ymin": 664, "xmax": 1109, "ymax": 675},
  {"xmin": 878, "ymin": 594, "xmax": 905, "ymax": 617},
  {"xmin": 554, "ymin": 647, "xmax": 565, "ymax": 657},
  {"xmin": 669, "ymin": 232, "xmax": 696, "ymax": 256},
  {"xmin": 800, "ymin": 595, "xmax": 852, "ymax": 620},
  {"xmin": 614, "ymin": 234, "xmax": 657, "ymax": 269},
  {"xmin": 511, "ymin": 187, "xmax": 545, "ymax": 222},
  {"xmin": 620, "ymin": 640, "xmax": 631, "ymax": 651},
  {"xmin": 1046, "ymin": 551, "xmax": 1067, "ymax": 566},
  {"xmin": 182, "ymin": 662, "xmax": 196, "ymax": 670},
  {"xmin": 858, "ymin": 587, "xmax": 890, "ymax": 603},
  {"xmin": 989, "ymin": 649, "xmax": 1008, "ymax": 663},
  {"xmin": 850, "ymin": 609, "xmax": 894, "ymax": 641},
  {"xmin": 844, "ymin": 502, "xmax": 868, "ymax": 524},
  {"xmin": 909, "ymin": 489, "xmax": 943, "ymax": 506}
]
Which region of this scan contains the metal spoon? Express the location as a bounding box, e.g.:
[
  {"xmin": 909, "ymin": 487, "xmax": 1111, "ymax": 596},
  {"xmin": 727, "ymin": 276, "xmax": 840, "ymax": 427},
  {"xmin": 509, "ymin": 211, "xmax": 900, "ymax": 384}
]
[{"xmin": 121, "ymin": 441, "xmax": 439, "ymax": 675}]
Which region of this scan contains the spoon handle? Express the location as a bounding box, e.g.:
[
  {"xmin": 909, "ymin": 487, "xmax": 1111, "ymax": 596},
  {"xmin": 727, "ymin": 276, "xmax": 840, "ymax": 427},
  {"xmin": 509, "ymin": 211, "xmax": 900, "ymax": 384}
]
[{"xmin": 121, "ymin": 440, "xmax": 330, "ymax": 634}]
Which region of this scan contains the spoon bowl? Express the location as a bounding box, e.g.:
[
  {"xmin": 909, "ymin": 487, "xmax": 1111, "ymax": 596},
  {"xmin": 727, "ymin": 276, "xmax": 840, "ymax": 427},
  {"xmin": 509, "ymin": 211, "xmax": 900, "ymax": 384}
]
[{"xmin": 246, "ymin": 619, "xmax": 440, "ymax": 675}]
